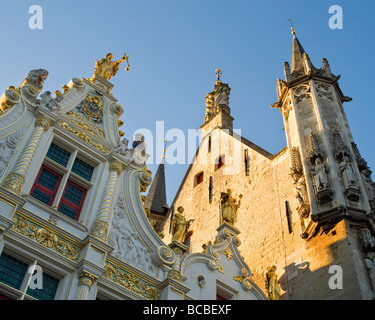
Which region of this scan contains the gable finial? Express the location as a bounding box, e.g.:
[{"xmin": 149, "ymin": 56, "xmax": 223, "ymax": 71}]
[{"xmin": 287, "ymin": 18, "xmax": 296, "ymax": 35}]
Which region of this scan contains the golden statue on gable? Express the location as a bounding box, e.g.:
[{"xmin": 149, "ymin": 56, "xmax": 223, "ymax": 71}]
[
  {"xmin": 93, "ymin": 52, "xmax": 130, "ymax": 81},
  {"xmin": 220, "ymin": 189, "xmax": 242, "ymax": 226}
]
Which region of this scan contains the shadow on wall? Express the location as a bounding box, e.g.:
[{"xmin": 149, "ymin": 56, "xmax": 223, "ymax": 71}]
[{"xmin": 277, "ymin": 235, "xmax": 370, "ymax": 300}]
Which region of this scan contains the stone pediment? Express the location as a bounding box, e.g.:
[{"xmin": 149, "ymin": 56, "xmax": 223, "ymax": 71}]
[{"xmin": 180, "ymin": 223, "xmax": 267, "ymax": 300}]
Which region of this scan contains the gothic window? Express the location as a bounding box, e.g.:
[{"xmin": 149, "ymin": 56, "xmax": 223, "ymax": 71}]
[
  {"xmin": 30, "ymin": 141, "xmax": 96, "ymax": 221},
  {"xmin": 184, "ymin": 231, "xmax": 193, "ymax": 254},
  {"xmin": 0, "ymin": 251, "xmax": 59, "ymax": 300}
]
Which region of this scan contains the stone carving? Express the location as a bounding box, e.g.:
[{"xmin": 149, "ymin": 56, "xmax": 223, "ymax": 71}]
[
  {"xmin": 311, "ymin": 158, "xmax": 333, "ymax": 204},
  {"xmin": 219, "ymin": 189, "xmax": 242, "ymax": 226},
  {"xmin": 340, "ymin": 155, "xmax": 360, "ymax": 201},
  {"xmin": 315, "ymin": 82, "xmax": 333, "ymax": 101},
  {"xmin": 292, "ymin": 173, "xmax": 310, "ymax": 219},
  {"xmin": 171, "ymin": 206, "xmax": 194, "ymax": 243},
  {"xmin": 358, "ymin": 228, "xmax": 375, "ymax": 251},
  {"xmin": 93, "ymin": 53, "xmax": 130, "ymax": 81},
  {"xmin": 103, "ymin": 262, "xmax": 160, "ymax": 300},
  {"xmin": 204, "ymin": 93, "xmax": 214, "ymax": 122},
  {"xmin": 293, "ymin": 84, "xmax": 311, "ymax": 103},
  {"xmin": 26, "ymin": 69, "xmax": 48, "ymax": 86},
  {"xmin": 0, "ymin": 125, "xmax": 26, "ymax": 178},
  {"xmin": 108, "ymin": 197, "xmax": 156, "ymax": 275},
  {"xmin": 115, "ymin": 137, "xmax": 130, "ymax": 156},
  {"xmin": 11, "ymin": 213, "xmax": 81, "ymax": 262},
  {"xmin": 265, "ymin": 265, "xmax": 281, "ymax": 300},
  {"xmin": 39, "ymin": 91, "xmax": 62, "ymax": 112},
  {"xmin": 132, "ymin": 133, "xmax": 150, "ymax": 165}
]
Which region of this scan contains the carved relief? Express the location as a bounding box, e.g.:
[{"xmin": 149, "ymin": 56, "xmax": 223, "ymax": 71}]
[
  {"xmin": 11, "ymin": 213, "xmax": 81, "ymax": 262},
  {"xmin": 0, "ymin": 125, "xmax": 26, "ymax": 179},
  {"xmin": 108, "ymin": 197, "xmax": 157, "ymax": 276},
  {"xmin": 315, "ymin": 82, "xmax": 333, "ymax": 101},
  {"xmin": 333, "ymin": 131, "xmax": 360, "ymax": 201},
  {"xmin": 103, "ymin": 261, "xmax": 160, "ymax": 300},
  {"xmin": 293, "ymin": 84, "xmax": 311, "ymax": 103},
  {"xmin": 307, "ymin": 133, "xmax": 333, "ymax": 204}
]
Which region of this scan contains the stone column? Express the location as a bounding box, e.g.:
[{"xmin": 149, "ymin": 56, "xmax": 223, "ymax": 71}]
[
  {"xmin": 89, "ymin": 161, "xmax": 122, "ymax": 242},
  {"xmin": 75, "ymin": 271, "xmax": 97, "ymax": 300},
  {"xmin": 2, "ymin": 116, "xmax": 50, "ymax": 195}
]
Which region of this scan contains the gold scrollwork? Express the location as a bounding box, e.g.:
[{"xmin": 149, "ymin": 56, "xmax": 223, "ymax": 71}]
[
  {"xmin": 57, "ymin": 120, "xmax": 110, "ymax": 154},
  {"xmin": 11, "ymin": 214, "xmax": 81, "ymax": 261},
  {"xmin": 224, "ymin": 248, "xmax": 234, "ymax": 260},
  {"xmin": 103, "ymin": 262, "xmax": 161, "ymax": 300}
]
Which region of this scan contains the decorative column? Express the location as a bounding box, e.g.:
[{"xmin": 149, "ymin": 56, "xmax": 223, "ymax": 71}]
[
  {"xmin": 2, "ymin": 116, "xmax": 50, "ymax": 195},
  {"xmin": 75, "ymin": 271, "xmax": 97, "ymax": 300},
  {"xmin": 167, "ymin": 241, "xmax": 188, "ymax": 282},
  {"xmin": 90, "ymin": 161, "xmax": 122, "ymax": 242}
]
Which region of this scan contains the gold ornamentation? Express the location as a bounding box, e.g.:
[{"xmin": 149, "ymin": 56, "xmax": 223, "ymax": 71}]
[
  {"xmin": 11, "ymin": 214, "xmax": 81, "ymax": 261},
  {"xmin": 233, "ymin": 275, "xmax": 245, "ymax": 282},
  {"xmin": 224, "ymin": 248, "xmax": 234, "ymax": 260},
  {"xmin": 109, "ymin": 161, "xmax": 123, "ymax": 176},
  {"xmin": 35, "ymin": 116, "xmax": 50, "ymax": 132},
  {"xmin": 217, "ymin": 262, "xmax": 224, "ymax": 274},
  {"xmin": 93, "ymin": 53, "xmax": 130, "ymax": 81},
  {"xmin": 66, "ymin": 111, "xmax": 105, "ymax": 137},
  {"xmin": 220, "ymin": 189, "xmax": 242, "ymax": 226},
  {"xmin": 62, "ymin": 84, "xmax": 69, "ymax": 93},
  {"xmin": 167, "ymin": 269, "xmax": 181, "ymax": 282},
  {"xmin": 82, "ymin": 94, "xmax": 104, "ymax": 119},
  {"xmin": 78, "ymin": 272, "xmax": 97, "ymax": 288},
  {"xmin": 57, "ymin": 121, "xmax": 110, "ymax": 154},
  {"xmin": 265, "ymin": 265, "xmax": 281, "ymax": 300},
  {"xmin": 171, "ymin": 206, "xmax": 194, "ymax": 244},
  {"xmin": 89, "ymin": 220, "xmax": 109, "ymax": 242},
  {"xmin": 2, "ymin": 172, "xmax": 25, "ymax": 195},
  {"xmin": 103, "ymin": 262, "xmax": 160, "ymax": 300}
]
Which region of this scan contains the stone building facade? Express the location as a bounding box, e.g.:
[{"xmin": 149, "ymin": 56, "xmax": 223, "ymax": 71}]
[
  {"xmin": 162, "ymin": 30, "xmax": 375, "ymax": 300},
  {"xmin": 0, "ymin": 53, "xmax": 265, "ymax": 300}
]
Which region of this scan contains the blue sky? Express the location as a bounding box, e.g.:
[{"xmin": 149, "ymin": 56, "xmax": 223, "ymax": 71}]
[{"xmin": 0, "ymin": 1, "xmax": 374, "ymax": 205}]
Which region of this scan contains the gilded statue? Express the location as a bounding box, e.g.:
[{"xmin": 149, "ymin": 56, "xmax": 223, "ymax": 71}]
[
  {"xmin": 220, "ymin": 189, "xmax": 242, "ymax": 226},
  {"xmin": 265, "ymin": 265, "xmax": 281, "ymax": 300},
  {"xmin": 93, "ymin": 53, "xmax": 130, "ymax": 81},
  {"xmin": 171, "ymin": 206, "xmax": 194, "ymax": 243}
]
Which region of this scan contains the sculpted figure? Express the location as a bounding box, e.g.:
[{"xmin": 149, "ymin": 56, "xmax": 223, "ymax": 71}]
[
  {"xmin": 94, "ymin": 53, "xmax": 129, "ymax": 81},
  {"xmin": 293, "ymin": 174, "xmax": 309, "ymax": 206},
  {"xmin": 265, "ymin": 265, "xmax": 281, "ymax": 300},
  {"xmin": 26, "ymin": 69, "xmax": 48, "ymax": 86},
  {"xmin": 312, "ymin": 158, "xmax": 329, "ymax": 190},
  {"xmin": 340, "ymin": 156, "xmax": 356, "ymax": 189},
  {"xmin": 214, "ymin": 83, "xmax": 230, "ymax": 108},
  {"xmin": 204, "ymin": 93, "xmax": 214, "ymax": 121},
  {"xmin": 220, "ymin": 189, "xmax": 242, "ymax": 226},
  {"xmin": 171, "ymin": 206, "xmax": 194, "ymax": 243}
]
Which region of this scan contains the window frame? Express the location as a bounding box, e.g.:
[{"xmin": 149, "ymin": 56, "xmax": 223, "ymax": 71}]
[{"xmin": 28, "ymin": 137, "xmax": 99, "ymax": 223}]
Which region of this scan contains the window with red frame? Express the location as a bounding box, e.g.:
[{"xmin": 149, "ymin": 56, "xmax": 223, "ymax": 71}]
[
  {"xmin": 30, "ymin": 166, "xmax": 62, "ymax": 206},
  {"xmin": 30, "ymin": 142, "xmax": 94, "ymax": 221},
  {"xmin": 58, "ymin": 181, "xmax": 86, "ymax": 220}
]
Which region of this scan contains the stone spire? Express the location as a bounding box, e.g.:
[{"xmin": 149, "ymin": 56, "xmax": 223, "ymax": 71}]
[
  {"xmin": 144, "ymin": 159, "xmax": 168, "ymax": 216},
  {"xmin": 284, "ymin": 26, "xmax": 314, "ymax": 81}
]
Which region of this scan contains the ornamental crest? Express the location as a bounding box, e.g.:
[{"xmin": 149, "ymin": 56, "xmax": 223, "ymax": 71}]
[{"xmin": 76, "ymin": 92, "xmax": 104, "ymax": 125}]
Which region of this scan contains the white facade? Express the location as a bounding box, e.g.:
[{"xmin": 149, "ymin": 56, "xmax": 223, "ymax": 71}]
[{"xmin": 0, "ymin": 66, "xmax": 266, "ymax": 300}]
